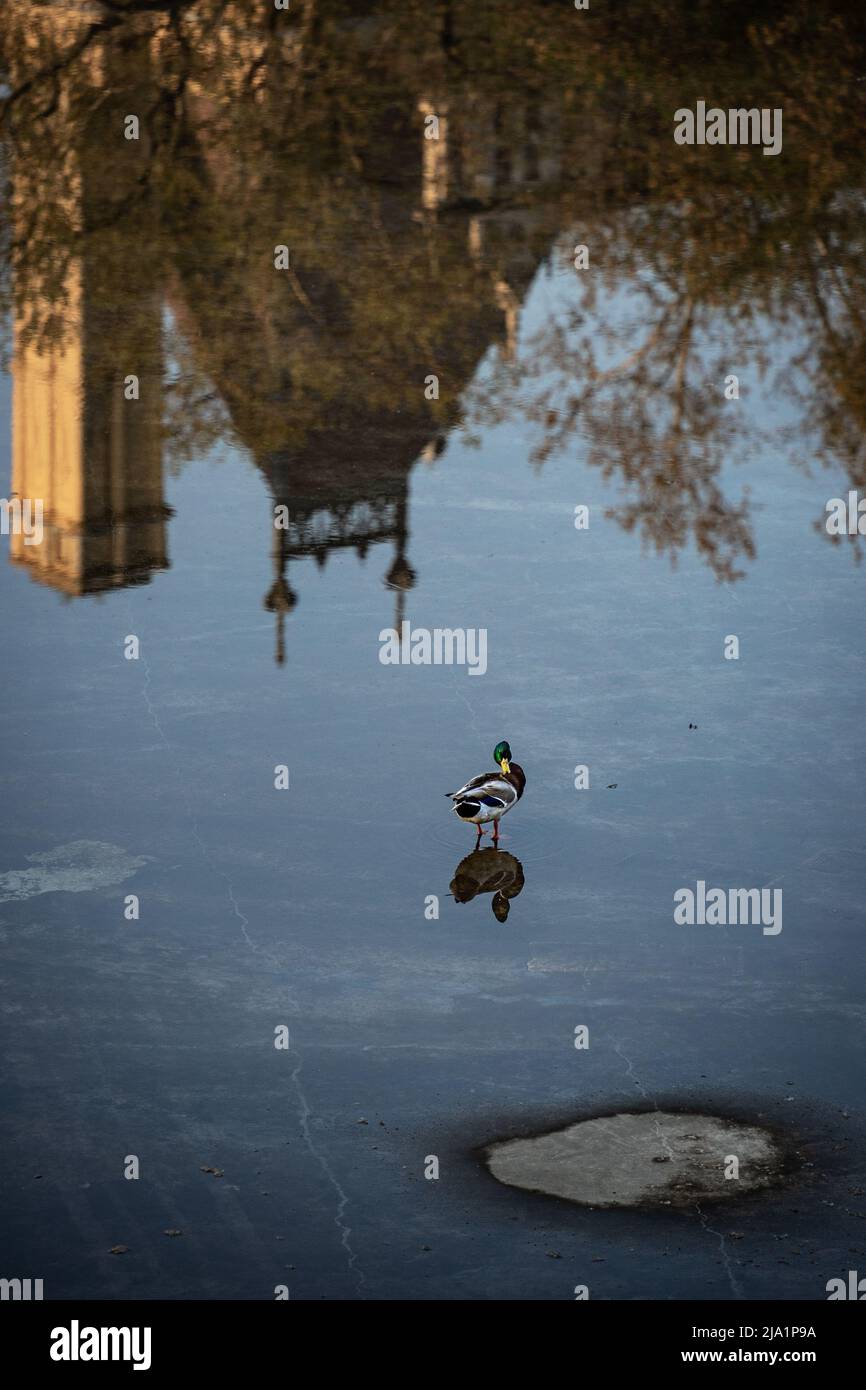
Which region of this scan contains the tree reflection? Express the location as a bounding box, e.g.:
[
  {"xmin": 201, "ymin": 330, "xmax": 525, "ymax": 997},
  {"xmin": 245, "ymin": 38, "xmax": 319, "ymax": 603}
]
[{"xmin": 1, "ymin": 0, "xmax": 864, "ymax": 598}]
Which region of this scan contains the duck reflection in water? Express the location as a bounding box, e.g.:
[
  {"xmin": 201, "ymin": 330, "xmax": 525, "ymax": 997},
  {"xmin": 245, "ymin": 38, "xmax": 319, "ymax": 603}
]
[{"xmin": 449, "ymin": 848, "xmax": 525, "ymax": 923}]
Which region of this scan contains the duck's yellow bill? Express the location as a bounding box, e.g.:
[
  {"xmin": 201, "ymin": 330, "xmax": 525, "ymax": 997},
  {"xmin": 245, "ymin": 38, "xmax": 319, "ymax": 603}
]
[{"xmin": 500, "ymin": 759, "xmax": 511, "ymax": 775}]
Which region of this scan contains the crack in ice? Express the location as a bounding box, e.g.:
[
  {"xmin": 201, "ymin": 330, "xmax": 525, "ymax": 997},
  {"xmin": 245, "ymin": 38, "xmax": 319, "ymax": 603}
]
[
  {"xmin": 612, "ymin": 1042, "xmax": 747, "ymax": 1294},
  {"xmin": 612, "ymin": 1038, "xmax": 675, "ymax": 1162},
  {"xmin": 290, "ymin": 1052, "xmax": 366, "ymax": 1297},
  {"xmin": 134, "ymin": 633, "xmax": 364, "ymax": 1294},
  {"xmin": 696, "ymin": 1203, "xmax": 745, "ymax": 1300}
]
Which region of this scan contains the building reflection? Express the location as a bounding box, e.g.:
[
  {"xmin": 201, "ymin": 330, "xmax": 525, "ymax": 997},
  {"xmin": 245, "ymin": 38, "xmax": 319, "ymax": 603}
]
[
  {"xmin": 7, "ymin": 6, "xmax": 170, "ymax": 596},
  {"xmin": 11, "ymin": 261, "xmax": 170, "ymax": 596},
  {"xmin": 5, "ymin": 1, "xmax": 863, "ymax": 628},
  {"xmin": 4, "ymin": 2, "xmax": 560, "ymax": 654}
]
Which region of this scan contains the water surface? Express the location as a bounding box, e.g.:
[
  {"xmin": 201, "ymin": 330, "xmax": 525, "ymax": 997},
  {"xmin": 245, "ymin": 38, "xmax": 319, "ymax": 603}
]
[{"xmin": 1, "ymin": 0, "xmax": 865, "ymax": 1301}]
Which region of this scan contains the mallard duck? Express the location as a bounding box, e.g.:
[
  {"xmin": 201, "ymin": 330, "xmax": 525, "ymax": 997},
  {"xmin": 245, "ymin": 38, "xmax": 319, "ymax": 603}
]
[{"xmin": 446, "ymin": 740, "xmax": 526, "ymax": 844}]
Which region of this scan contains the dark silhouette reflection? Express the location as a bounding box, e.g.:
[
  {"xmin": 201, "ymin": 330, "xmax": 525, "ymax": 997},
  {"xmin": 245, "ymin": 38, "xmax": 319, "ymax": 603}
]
[
  {"xmin": 450, "ymin": 848, "xmax": 525, "ymax": 923},
  {"xmin": 2, "ymin": 0, "xmax": 865, "ymax": 626}
]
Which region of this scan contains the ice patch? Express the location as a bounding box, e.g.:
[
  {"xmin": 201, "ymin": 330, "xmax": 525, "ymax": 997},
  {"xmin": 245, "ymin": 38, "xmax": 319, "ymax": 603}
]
[
  {"xmin": 485, "ymin": 1111, "xmax": 781, "ymax": 1208},
  {"xmin": 0, "ymin": 841, "xmax": 147, "ymax": 902}
]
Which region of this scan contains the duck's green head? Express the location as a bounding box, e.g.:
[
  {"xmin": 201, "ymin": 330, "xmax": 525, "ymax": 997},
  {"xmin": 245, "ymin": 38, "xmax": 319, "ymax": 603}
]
[{"xmin": 494, "ymin": 740, "xmax": 512, "ymax": 774}]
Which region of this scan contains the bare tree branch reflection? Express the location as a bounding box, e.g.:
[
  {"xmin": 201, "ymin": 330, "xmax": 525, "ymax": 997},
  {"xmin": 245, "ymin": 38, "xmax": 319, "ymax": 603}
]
[{"xmin": 1, "ymin": 0, "xmax": 865, "ymax": 596}]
